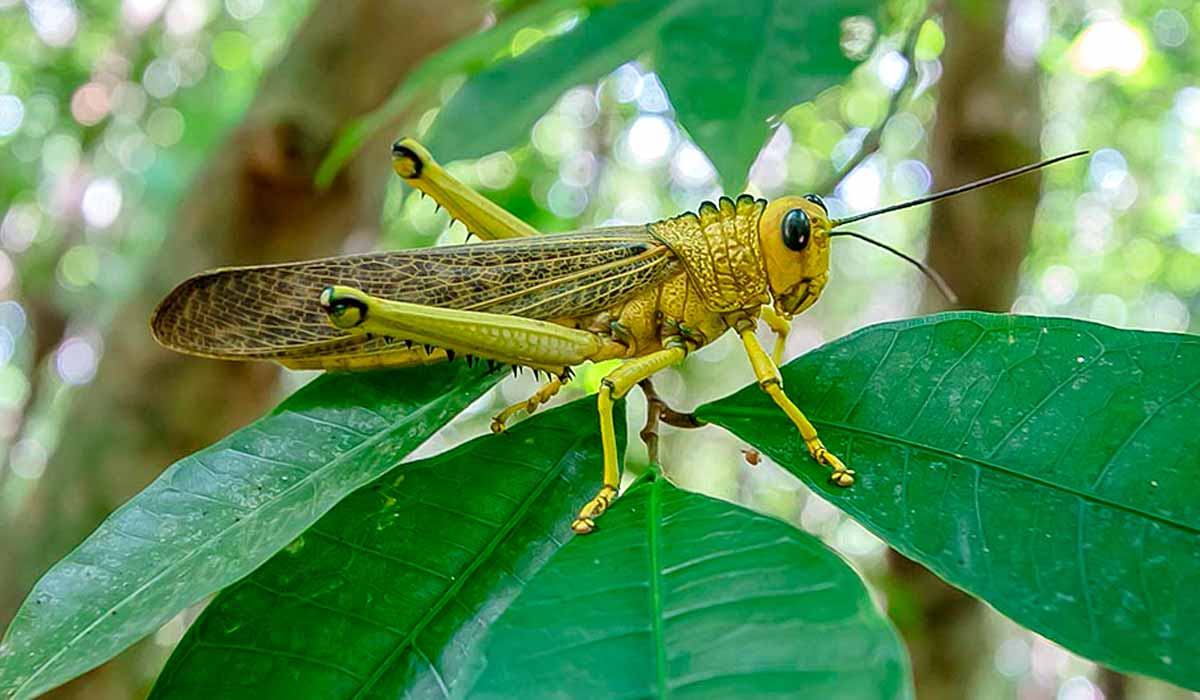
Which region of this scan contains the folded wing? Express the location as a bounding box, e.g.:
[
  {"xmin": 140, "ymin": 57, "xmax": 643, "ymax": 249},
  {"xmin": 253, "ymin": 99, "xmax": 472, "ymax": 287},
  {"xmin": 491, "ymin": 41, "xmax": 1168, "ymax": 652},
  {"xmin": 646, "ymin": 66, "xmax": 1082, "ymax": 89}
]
[{"xmin": 151, "ymin": 228, "xmax": 680, "ymax": 360}]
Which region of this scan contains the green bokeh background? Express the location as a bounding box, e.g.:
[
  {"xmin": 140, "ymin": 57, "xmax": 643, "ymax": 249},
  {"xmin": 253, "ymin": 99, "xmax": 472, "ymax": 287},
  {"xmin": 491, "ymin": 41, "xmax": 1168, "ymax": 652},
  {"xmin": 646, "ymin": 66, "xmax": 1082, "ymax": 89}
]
[{"xmin": 0, "ymin": 0, "xmax": 1197, "ymax": 697}]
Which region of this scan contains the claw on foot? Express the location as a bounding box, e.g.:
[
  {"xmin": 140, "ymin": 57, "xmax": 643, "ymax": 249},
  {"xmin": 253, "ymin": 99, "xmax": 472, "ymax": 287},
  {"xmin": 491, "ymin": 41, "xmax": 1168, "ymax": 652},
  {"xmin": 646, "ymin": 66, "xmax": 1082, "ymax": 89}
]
[
  {"xmin": 805, "ymin": 439, "xmax": 855, "ymax": 487},
  {"xmin": 489, "ymin": 396, "xmax": 543, "ymax": 434},
  {"xmin": 571, "ymin": 485, "xmax": 617, "ymax": 534}
]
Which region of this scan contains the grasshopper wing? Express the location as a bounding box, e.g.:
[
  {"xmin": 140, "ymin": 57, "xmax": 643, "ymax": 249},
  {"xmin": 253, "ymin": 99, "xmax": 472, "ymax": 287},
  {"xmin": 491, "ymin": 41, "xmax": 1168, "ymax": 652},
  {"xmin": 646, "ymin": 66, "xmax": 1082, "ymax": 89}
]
[{"xmin": 151, "ymin": 227, "xmax": 680, "ymax": 361}]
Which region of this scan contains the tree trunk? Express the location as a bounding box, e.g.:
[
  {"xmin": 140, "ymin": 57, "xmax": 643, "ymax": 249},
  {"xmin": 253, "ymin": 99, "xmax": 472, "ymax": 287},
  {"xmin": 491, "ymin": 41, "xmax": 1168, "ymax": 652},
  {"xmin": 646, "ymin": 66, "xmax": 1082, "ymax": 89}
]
[
  {"xmin": 898, "ymin": 2, "xmax": 1042, "ymax": 698},
  {"xmin": 920, "ymin": 2, "xmax": 1043, "ymax": 315},
  {"xmin": 1, "ymin": 0, "xmax": 486, "ymax": 696}
]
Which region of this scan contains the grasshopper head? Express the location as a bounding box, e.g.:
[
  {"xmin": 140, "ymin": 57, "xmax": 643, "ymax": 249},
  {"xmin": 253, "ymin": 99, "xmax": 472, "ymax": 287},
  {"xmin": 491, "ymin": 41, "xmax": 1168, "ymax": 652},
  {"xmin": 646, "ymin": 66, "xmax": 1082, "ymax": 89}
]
[
  {"xmin": 756, "ymin": 151, "xmax": 1091, "ymax": 319},
  {"xmin": 757, "ymin": 194, "xmax": 833, "ymax": 318}
]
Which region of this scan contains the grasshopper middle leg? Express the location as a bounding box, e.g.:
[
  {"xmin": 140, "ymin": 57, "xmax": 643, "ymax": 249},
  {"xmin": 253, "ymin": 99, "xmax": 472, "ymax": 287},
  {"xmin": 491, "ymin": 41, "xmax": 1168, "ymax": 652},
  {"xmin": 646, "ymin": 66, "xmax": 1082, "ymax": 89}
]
[
  {"xmin": 572, "ymin": 345, "xmax": 688, "ymax": 535},
  {"xmin": 733, "ymin": 319, "xmax": 854, "ymax": 487}
]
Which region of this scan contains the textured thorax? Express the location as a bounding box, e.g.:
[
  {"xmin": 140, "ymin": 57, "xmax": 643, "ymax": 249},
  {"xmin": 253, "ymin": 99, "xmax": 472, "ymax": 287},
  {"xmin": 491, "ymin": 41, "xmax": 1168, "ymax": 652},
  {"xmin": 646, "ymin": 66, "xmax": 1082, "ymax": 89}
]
[{"xmin": 648, "ymin": 194, "xmax": 770, "ymax": 313}]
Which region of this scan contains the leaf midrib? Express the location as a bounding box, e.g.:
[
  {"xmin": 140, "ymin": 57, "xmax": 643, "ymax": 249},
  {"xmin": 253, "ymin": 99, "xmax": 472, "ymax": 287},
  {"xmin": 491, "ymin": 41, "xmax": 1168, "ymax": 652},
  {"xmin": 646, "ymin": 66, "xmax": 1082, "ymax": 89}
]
[
  {"xmin": 645, "ymin": 477, "xmax": 668, "ymax": 699},
  {"xmin": 702, "ymin": 405, "xmax": 1198, "ymax": 535}
]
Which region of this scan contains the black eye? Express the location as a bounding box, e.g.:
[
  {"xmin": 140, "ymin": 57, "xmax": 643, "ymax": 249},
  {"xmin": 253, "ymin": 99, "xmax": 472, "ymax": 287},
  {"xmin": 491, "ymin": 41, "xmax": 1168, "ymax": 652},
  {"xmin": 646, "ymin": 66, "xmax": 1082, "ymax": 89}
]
[
  {"xmin": 803, "ymin": 194, "xmax": 826, "ymax": 211},
  {"xmin": 781, "ymin": 208, "xmax": 811, "ymax": 252}
]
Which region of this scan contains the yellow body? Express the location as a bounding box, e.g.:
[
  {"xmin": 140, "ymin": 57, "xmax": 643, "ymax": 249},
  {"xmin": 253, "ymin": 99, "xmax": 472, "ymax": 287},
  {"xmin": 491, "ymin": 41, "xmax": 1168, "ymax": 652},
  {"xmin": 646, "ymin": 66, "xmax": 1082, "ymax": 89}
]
[{"xmin": 152, "ymin": 137, "xmax": 853, "ymax": 533}]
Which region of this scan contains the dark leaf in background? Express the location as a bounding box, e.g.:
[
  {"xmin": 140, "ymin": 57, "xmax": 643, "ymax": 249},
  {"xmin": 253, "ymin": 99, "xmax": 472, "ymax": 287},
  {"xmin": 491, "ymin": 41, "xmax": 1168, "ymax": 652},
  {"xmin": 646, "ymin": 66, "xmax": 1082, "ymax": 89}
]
[
  {"xmin": 427, "ymin": 0, "xmax": 874, "ymax": 191},
  {"xmin": 700, "ymin": 313, "xmax": 1200, "ymax": 691}
]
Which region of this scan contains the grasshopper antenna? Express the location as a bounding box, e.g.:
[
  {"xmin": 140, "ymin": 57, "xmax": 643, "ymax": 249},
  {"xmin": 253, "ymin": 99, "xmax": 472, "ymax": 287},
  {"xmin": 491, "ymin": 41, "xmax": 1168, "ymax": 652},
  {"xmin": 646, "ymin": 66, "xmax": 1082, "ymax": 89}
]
[
  {"xmin": 830, "ymin": 150, "xmax": 1089, "ymax": 227},
  {"xmin": 824, "ymin": 150, "xmax": 1089, "ymax": 304},
  {"xmin": 829, "ymin": 231, "xmax": 958, "ymax": 304}
]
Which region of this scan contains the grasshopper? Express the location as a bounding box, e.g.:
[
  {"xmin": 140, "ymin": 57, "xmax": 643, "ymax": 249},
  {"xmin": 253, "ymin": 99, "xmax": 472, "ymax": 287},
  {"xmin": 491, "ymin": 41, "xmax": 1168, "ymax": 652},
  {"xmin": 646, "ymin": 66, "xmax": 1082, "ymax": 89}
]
[{"xmin": 152, "ymin": 138, "xmax": 1084, "ymax": 534}]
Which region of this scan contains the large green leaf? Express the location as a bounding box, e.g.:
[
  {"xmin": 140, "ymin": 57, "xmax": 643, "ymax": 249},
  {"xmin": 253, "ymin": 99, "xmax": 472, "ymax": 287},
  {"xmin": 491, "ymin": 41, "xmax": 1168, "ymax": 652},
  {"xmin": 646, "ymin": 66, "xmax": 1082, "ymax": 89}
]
[
  {"xmin": 149, "ymin": 399, "xmax": 623, "ymax": 699},
  {"xmin": 428, "ymin": 0, "xmax": 873, "ymax": 190},
  {"xmin": 0, "ymin": 364, "xmax": 498, "ymax": 700},
  {"xmin": 426, "ymin": 0, "xmax": 677, "ymax": 164},
  {"xmin": 314, "ymin": 0, "xmax": 588, "ymax": 187},
  {"xmin": 465, "ymin": 474, "xmax": 912, "ymax": 699},
  {"xmin": 699, "ymin": 313, "xmax": 1200, "ymax": 690},
  {"xmin": 654, "ymin": 0, "xmax": 872, "ymax": 192}
]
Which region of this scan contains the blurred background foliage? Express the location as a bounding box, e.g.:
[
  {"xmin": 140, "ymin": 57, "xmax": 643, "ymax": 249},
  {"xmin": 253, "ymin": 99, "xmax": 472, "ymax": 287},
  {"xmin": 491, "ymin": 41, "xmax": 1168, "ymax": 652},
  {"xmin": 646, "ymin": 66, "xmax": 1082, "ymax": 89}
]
[{"xmin": 0, "ymin": 0, "xmax": 1197, "ymax": 697}]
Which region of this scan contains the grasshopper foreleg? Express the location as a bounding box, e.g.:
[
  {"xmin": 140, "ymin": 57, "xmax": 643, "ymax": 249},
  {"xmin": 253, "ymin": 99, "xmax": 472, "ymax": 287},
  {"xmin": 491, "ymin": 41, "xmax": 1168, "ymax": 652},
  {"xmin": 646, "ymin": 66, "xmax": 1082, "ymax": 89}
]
[
  {"xmin": 759, "ymin": 306, "xmax": 792, "ymax": 366},
  {"xmin": 490, "ymin": 375, "xmax": 566, "ymax": 434}
]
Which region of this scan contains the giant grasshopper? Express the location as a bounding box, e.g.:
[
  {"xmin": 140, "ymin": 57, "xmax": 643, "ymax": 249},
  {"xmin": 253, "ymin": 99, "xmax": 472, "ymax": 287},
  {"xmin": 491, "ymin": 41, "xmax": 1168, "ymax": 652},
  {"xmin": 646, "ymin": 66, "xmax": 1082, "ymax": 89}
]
[{"xmin": 152, "ymin": 138, "xmax": 1084, "ymax": 533}]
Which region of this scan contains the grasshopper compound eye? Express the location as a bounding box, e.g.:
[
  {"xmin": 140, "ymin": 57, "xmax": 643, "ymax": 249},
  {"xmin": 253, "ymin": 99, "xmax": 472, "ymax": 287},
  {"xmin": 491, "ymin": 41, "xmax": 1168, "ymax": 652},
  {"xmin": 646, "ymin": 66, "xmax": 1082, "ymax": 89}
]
[
  {"xmin": 781, "ymin": 208, "xmax": 811, "ymax": 252},
  {"xmin": 319, "ymin": 286, "xmax": 368, "ymax": 329}
]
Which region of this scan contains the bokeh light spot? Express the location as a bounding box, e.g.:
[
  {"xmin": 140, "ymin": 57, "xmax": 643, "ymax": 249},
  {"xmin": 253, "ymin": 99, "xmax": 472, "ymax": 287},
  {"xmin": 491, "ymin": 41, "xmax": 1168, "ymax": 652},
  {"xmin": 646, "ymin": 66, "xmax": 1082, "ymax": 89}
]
[
  {"xmin": 0, "ymin": 94, "xmax": 24, "ymax": 137},
  {"xmin": 56, "ymin": 336, "xmax": 100, "ymax": 385},
  {"xmin": 143, "ymin": 58, "xmax": 181, "ymax": 99},
  {"xmin": 59, "ymin": 245, "xmax": 101, "ymax": 288},
  {"xmin": 624, "ymin": 115, "xmax": 674, "ymax": 167},
  {"xmin": 1152, "ymin": 8, "xmax": 1188, "ymax": 48},
  {"xmin": 123, "ymin": 0, "xmax": 167, "ymax": 29},
  {"xmin": 876, "ymin": 51, "xmax": 909, "ymax": 91},
  {"xmin": 225, "ymin": 0, "xmax": 262, "ymax": 21},
  {"xmin": 0, "ymin": 205, "xmax": 38, "ymax": 252},
  {"xmin": 81, "ymin": 178, "xmax": 123, "ymax": 228},
  {"xmin": 10, "ymin": 438, "xmax": 48, "ymax": 480},
  {"xmin": 1040, "ymin": 264, "xmax": 1079, "ymax": 305},
  {"xmin": 475, "ymin": 152, "xmax": 516, "ymax": 190},
  {"xmin": 212, "ymin": 31, "xmax": 252, "ymax": 72},
  {"xmin": 671, "ymin": 143, "xmax": 716, "ymax": 188},
  {"xmin": 146, "ymin": 107, "xmax": 185, "ymax": 146},
  {"xmin": 1070, "ymin": 19, "xmax": 1147, "ymax": 76},
  {"xmin": 165, "ymin": 0, "xmax": 212, "ymax": 36},
  {"xmin": 510, "ymin": 27, "xmax": 545, "ymax": 57},
  {"xmin": 28, "ymin": 0, "xmax": 79, "ymax": 46},
  {"xmin": 840, "ymin": 16, "xmax": 875, "ymax": 60},
  {"xmin": 835, "ymin": 158, "xmax": 882, "ymax": 211},
  {"xmin": 70, "ymin": 82, "xmax": 110, "ymax": 126}
]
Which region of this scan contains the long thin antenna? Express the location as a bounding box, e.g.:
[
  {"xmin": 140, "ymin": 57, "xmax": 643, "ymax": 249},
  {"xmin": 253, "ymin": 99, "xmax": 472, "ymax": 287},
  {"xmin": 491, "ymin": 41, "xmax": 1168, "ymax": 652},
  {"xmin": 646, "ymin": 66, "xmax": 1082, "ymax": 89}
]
[
  {"xmin": 830, "ymin": 231, "xmax": 958, "ymax": 304},
  {"xmin": 830, "ymin": 150, "xmax": 1089, "ymax": 228}
]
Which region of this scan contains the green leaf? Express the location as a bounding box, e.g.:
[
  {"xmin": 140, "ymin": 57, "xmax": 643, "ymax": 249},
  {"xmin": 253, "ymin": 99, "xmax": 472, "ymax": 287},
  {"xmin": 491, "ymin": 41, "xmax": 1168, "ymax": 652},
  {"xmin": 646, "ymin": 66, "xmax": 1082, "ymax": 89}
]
[
  {"xmin": 656, "ymin": 0, "xmax": 874, "ymax": 192},
  {"xmin": 148, "ymin": 399, "xmax": 623, "ymax": 699},
  {"xmin": 466, "ymin": 474, "xmax": 912, "ymax": 699},
  {"xmin": 425, "ymin": 0, "xmax": 675, "ymax": 164},
  {"xmin": 699, "ymin": 313, "xmax": 1200, "ymax": 690},
  {"xmin": 427, "ymin": 0, "xmax": 873, "ymax": 190},
  {"xmin": 314, "ymin": 0, "xmax": 587, "ymax": 187},
  {"xmin": 0, "ymin": 364, "xmax": 498, "ymax": 700}
]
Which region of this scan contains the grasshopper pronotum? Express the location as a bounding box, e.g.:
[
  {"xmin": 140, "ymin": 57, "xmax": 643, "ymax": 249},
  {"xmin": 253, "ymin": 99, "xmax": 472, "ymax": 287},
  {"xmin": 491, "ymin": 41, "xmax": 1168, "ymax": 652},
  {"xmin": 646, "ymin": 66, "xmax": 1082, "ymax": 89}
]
[{"xmin": 152, "ymin": 139, "xmax": 1085, "ymax": 533}]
